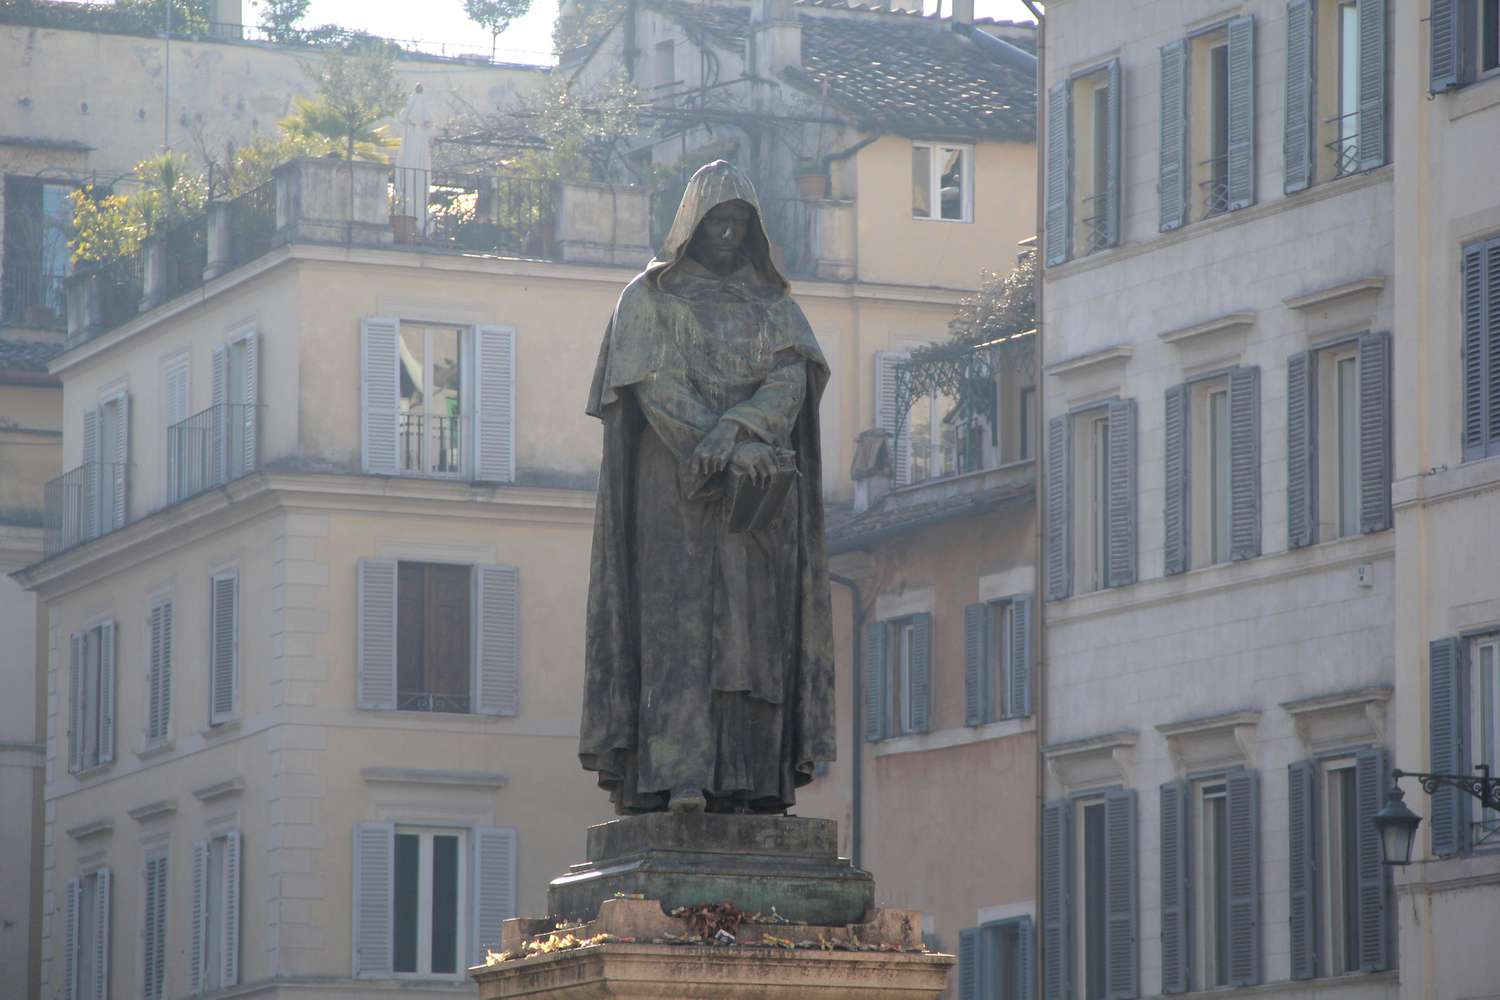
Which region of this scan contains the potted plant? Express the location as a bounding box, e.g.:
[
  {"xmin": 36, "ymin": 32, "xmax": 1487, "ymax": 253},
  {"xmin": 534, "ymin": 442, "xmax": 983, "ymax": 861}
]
[{"xmin": 794, "ymin": 159, "xmax": 828, "ymax": 200}]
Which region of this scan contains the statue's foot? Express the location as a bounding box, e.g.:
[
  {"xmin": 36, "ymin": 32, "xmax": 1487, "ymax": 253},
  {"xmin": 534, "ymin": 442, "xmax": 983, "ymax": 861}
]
[{"xmin": 668, "ymin": 786, "xmax": 707, "ymax": 814}]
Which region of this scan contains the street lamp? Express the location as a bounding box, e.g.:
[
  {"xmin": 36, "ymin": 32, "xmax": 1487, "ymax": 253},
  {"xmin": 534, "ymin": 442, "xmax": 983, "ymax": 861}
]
[{"xmin": 1373, "ymin": 765, "xmax": 1500, "ymax": 866}]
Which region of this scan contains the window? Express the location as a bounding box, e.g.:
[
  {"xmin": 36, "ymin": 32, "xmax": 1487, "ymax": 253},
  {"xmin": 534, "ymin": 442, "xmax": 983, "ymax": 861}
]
[
  {"xmin": 141, "ymin": 853, "xmax": 168, "ymax": 1000},
  {"xmin": 908, "ymin": 390, "xmax": 961, "ymax": 482},
  {"xmin": 394, "ymin": 827, "xmax": 466, "ymax": 976},
  {"xmin": 1430, "ymin": 0, "xmax": 1499, "ymax": 91},
  {"xmin": 1314, "ymin": 345, "xmax": 1361, "ymax": 539},
  {"xmin": 1044, "ymin": 60, "xmax": 1120, "ymax": 264},
  {"xmin": 162, "ymin": 358, "xmax": 190, "ymax": 502},
  {"xmin": 1166, "ymin": 367, "xmax": 1262, "ymax": 574},
  {"xmin": 1160, "ymin": 17, "xmax": 1253, "ymax": 230},
  {"xmin": 1462, "ymin": 237, "xmax": 1500, "ymax": 461},
  {"xmin": 63, "ymin": 868, "xmax": 111, "ymax": 1000},
  {"xmin": 209, "ymin": 572, "xmax": 238, "ymax": 726},
  {"xmin": 1073, "ymin": 413, "xmax": 1112, "ymax": 592},
  {"xmin": 397, "ymin": 561, "xmax": 473, "ymax": 713},
  {"xmin": 145, "ymin": 599, "xmax": 173, "ymax": 746},
  {"xmin": 964, "ymin": 594, "xmax": 1033, "ymax": 726},
  {"xmin": 1, "ymin": 177, "xmax": 75, "ymax": 328},
  {"xmin": 861, "ymin": 613, "xmax": 931, "ymax": 741},
  {"xmin": 1077, "ymin": 798, "xmax": 1108, "ymax": 1000},
  {"xmin": 1290, "ymin": 0, "xmax": 1387, "ymax": 187},
  {"xmin": 1483, "ymin": 0, "xmax": 1500, "ymax": 73},
  {"xmin": 68, "ymin": 622, "xmax": 116, "ymax": 773},
  {"xmin": 1471, "ymin": 635, "xmax": 1500, "ymax": 843},
  {"xmin": 1041, "ymin": 792, "xmax": 1136, "ymax": 1000},
  {"xmin": 912, "ymin": 143, "xmax": 973, "ymax": 222},
  {"xmin": 1199, "ymin": 36, "xmax": 1232, "ymax": 216},
  {"xmin": 1321, "ymin": 761, "xmax": 1363, "ymax": 974},
  {"xmin": 1196, "ymin": 782, "xmax": 1232, "ymax": 987},
  {"xmin": 1046, "ymin": 400, "xmax": 1135, "ymax": 598},
  {"xmin": 958, "ymin": 916, "xmax": 1035, "ymax": 1000},
  {"xmin": 654, "ymin": 39, "xmax": 676, "ymax": 92},
  {"xmin": 400, "ymin": 323, "xmax": 464, "ymax": 476},
  {"xmin": 191, "ymin": 831, "xmax": 242, "ymax": 993},
  {"xmin": 217, "ymin": 331, "xmax": 260, "ymax": 482},
  {"xmin": 83, "ymin": 391, "xmax": 131, "ymax": 536},
  {"xmin": 1333, "ymin": 2, "xmax": 1360, "ymax": 175}
]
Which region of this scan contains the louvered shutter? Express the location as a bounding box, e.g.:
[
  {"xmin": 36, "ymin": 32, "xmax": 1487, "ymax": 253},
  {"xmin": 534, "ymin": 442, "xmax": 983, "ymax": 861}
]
[
  {"xmin": 1287, "ymin": 759, "xmax": 1319, "ymax": 980},
  {"xmin": 1009, "ymin": 594, "xmax": 1033, "ymax": 718},
  {"xmin": 353, "ymin": 822, "xmax": 395, "ymax": 977},
  {"xmin": 69, "ymin": 633, "xmax": 83, "ymax": 772},
  {"xmin": 356, "ymin": 559, "xmax": 398, "ymax": 711},
  {"xmin": 98, "ymin": 621, "xmax": 116, "ymax": 765},
  {"xmin": 1229, "ymin": 366, "xmax": 1261, "ymax": 560},
  {"xmin": 1106, "ymin": 398, "xmax": 1137, "ymax": 588},
  {"xmin": 63, "ymin": 878, "xmax": 80, "ymax": 1000},
  {"xmin": 1104, "ymin": 787, "xmax": 1138, "ymax": 999},
  {"xmin": 475, "ymin": 325, "xmax": 517, "ymax": 482},
  {"xmin": 473, "ymin": 827, "xmax": 518, "ymax": 965},
  {"xmin": 1430, "ymin": 0, "xmax": 1466, "ymax": 93},
  {"xmin": 189, "ymin": 840, "xmax": 207, "ymax": 995},
  {"xmin": 476, "ymin": 564, "xmax": 520, "ymax": 716},
  {"xmin": 164, "ymin": 363, "xmax": 189, "ymax": 501},
  {"xmin": 1483, "ymin": 241, "xmax": 1500, "ymax": 451},
  {"xmin": 239, "ymin": 333, "xmax": 259, "ymax": 475},
  {"xmin": 863, "ymin": 621, "xmax": 885, "ymax": 741},
  {"xmin": 211, "ymin": 346, "xmax": 228, "ymax": 485},
  {"xmin": 1286, "ymin": 350, "xmax": 1318, "ymax": 549},
  {"xmin": 1159, "ymin": 780, "xmax": 1189, "ymax": 994},
  {"xmin": 1159, "ymin": 39, "xmax": 1190, "ymax": 232},
  {"xmin": 964, "ymin": 603, "xmax": 986, "ymax": 727},
  {"xmin": 1017, "ymin": 916, "xmax": 1036, "ymax": 1000},
  {"xmin": 361, "ymin": 317, "xmax": 400, "ymax": 475},
  {"xmin": 1044, "ymin": 81, "xmax": 1072, "ymax": 265},
  {"xmin": 1226, "ymin": 16, "xmax": 1256, "ymax": 211},
  {"xmin": 875, "ymin": 351, "xmax": 911, "ymax": 485},
  {"xmin": 1355, "ymin": 0, "xmax": 1386, "ymax": 171},
  {"xmin": 1461, "ymin": 240, "xmax": 1488, "ymax": 459},
  {"xmin": 222, "ymin": 831, "xmax": 241, "ymax": 987},
  {"xmin": 906, "ymin": 612, "xmax": 932, "ymax": 734},
  {"xmin": 110, "ymin": 395, "xmax": 130, "ymax": 531},
  {"xmin": 209, "ymin": 575, "xmax": 237, "ymax": 725},
  {"xmin": 1357, "ymin": 332, "xmax": 1392, "ymax": 533},
  {"xmin": 1284, "ymin": 0, "xmax": 1316, "ymax": 193},
  {"xmin": 82, "ymin": 406, "xmax": 100, "ymax": 541},
  {"xmin": 1102, "ymin": 59, "xmax": 1122, "ymax": 249},
  {"xmin": 1354, "ymin": 747, "xmax": 1390, "ymax": 971},
  {"xmin": 1162, "ymin": 383, "xmax": 1191, "ymax": 576},
  {"xmin": 958, "ymin": 927, "xmax": 979, "ymax": 1000},
  {"xmin": 142, "ymin": 855, "xmax": 167, "ymax": 1000},
  {"xmin": 1428, "ymin": 636, "xmax": 1468, "ymax": 855},
  {"xmin": 93, "ymin": 867, "xmax": 111, "ymax": 1000},
  {"xmin": 1041, "ymin": 799, "xmax": 1072, "ymax": 1000},
  {"xmin": 1226, "ymin": 768, "xmax": 1261, "ymax": 987},
  {"xmin": 147, "ymin": 601, "xmax": 172, "ymax": 743},
  {"xmin": 1045, "ymin": 415, "xmax": 1072, "ymax": 599}
]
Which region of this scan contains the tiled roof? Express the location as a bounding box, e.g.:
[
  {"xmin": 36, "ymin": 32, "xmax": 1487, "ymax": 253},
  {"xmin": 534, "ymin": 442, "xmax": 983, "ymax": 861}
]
[
  {"xmin": 827, "ymin": 479, "xmax": 1030, "ymax": 553},
  {"xmin": 646, "ymin": 1, "xmax": 1036, "ymax": 141},
  {"xmin": 0, "ymin": 338, "xmax": 63, "ymax": 373}
]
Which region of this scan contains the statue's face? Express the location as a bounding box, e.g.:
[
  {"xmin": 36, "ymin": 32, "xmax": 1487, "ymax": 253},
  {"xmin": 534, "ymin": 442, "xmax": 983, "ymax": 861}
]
[{"xmin": 688, "ymin": 200, "xmax": 753, "ymax": 274}]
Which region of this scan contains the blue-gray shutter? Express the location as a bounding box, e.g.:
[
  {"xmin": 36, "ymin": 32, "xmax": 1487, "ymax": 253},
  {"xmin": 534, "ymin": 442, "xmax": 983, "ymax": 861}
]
[
  {"xmin": 353, "ymin": 822, "xmax": 395, "ymax": 977},
  {"xmin": 1163, "ymin": 383, "xmax": 1190, "ymax": 576},
  {"xmin": 909, "ymin": 612, "xmax": 932, "ymax": 734},
  {"xmin": 1017, "ymin": 916, "xmax": 1037, "ymax": 1000},
  {"xmin": 473, "ymin": 826, "xmax": 517, "ymax": 965},
  {"xmin": 98, "ymin": 621, "xmax": 116, "ymax": 765},
  {"xmin": 964, "ymin": 603, "xmax": 986, "ymax": 727},
  {"xmin": 68, "ymin": 633, "xmax": 83, "ymax": 772},
  {"xmin": 1284, "ymin": 0, "xmax": 1316, "ymax": 193},
  {"xmin": 1041, "ymin": 799, "xmax": 1072, "ymax": 1000},
  {"xmin": 1355, "ymin": 0, "xmax": 1386, "ymax": 171},
  {"xmin": 1461, "ymin": 239, "xmax": 1488, "ymax": 460},
  {"xmin": 356, "ymin": 558, "xmax": 398, "ymax": 711},
  {"xmin": 1104, "ymin": 787, "xmax": 1138, "ymax": 999},
  {"xmin": 1429, "ymin": 0, "xmax": 1466, "ymax": 93},
  {"xmin": 1354, "ymin": 746, "xmax": 1390, "ymax": 971},
  {"xmin": 475, "ymin": 325, "xmax": 517, "ymax": 482},
  {"xmin": 82, "ymin": 406, "xmax": 100, "ymax": 541},
  {"xmin": 1009, "ymin": 594, "xmax": 1034, "ymax": 718},
  {"xmin": 1357, "ymin": 332, "xmax": 1391, "ymax": 533},
  {"xmin": 360, "ymin": 316, "xmax": 400, "ymax": 475},
  {"xmin": 1045, "ymin": 81, "xmax": 1073, "ymax": 266},
  {"xmin": 189, "ymin": 840, "xmax": 207, "ymax": 994},
  {"xmin": 1428, "ymin": 636, "xmax": 1469, "ymax": 856},
  {"xmin": 475, "ymin": 564, "xmax": 520, "ymax": 716},
  {"xmin": 1106, "ymin": 398, "xmax": 1136, "ymax": 588},
  {"xmin": 1226, "ymin": 768, "xmax": 1261, "ymax": 987},
  {"xmin": 92, "ymin": 867, "xmax": 111, "ymax": 1000},
  {"xmin": 1159, "ymin": 39, "xmax": 1189, "ymax": 232},
  {"xmin": 1226, "ymin": 15, "xmax": 1255, "ymax": 211},
  {"xmin": 1102, "ymin": 59, "xmax": 1122, "ymax": 248},
  {"xmin": 1159, "ymin": 780, "xmax": 1190, "ymax": 994},
  {"xmin": 1286, "ymin": 350, "xmax": 1318, "ymax": 549},
  {"xmin": 1287, "ymin": 759, "xmax": 1319, "ymax": 980},
  {"xmin": 1046, "ymin": 415, "xmax": 1072, "ymax": 600},
  {"xmin": 958, "ymin": 927, "xmax": 979, "ymax": 1000},
  {"xmin": 211, "ymin": 346, "xmax": 229, "ymax": 486},
  {"xmin": 222, "ymin": 830, "xmax": 241, "ymax": 987},
  {"xmin": 863, "ymin": 621, "xmax": 885, "ymax": 742},
  {"xmin": 1229, "ymin": 366, "xmax": 1261, "ymax": 560}
]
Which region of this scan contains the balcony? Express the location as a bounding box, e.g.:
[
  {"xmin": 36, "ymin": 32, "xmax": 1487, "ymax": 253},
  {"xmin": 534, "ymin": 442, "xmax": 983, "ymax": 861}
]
[
  {"xmin": 165, "ymin": 403, "xmax": 264, "ymax": 504},
  {"xmin": 0, "ymin": 259, "xmax": 68, "ymax": 330},
  {"xmin": 1325, "ymin": 110, "xmax": 1361, "ymax": 177},
  {"xmin": 1198, "ymin": 153, "xmax": 1230, "ymax": 217},
  {"xmin": 399, "ymin": 412, "xmax": 466, "ymax": 477},
  {"xmin": 762, "ymin": 197, "xmax": 856, "ymax": 281},
  {"xmin": 43, "ymin": 462, "xmax": 126, "ymax": 557}
]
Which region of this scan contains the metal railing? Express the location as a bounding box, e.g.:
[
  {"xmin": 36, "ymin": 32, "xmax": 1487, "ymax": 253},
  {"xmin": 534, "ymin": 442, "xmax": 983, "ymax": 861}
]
[
  {"xmin": 43, "ymin": 462, "xmax": 126, "ymax": 557},
  {"xmin": 1325, "ymin": 110, "xmax": 1361, "ymax": 177},
  {"xmin": 1080, "ymin": 192, "xmax": 1111, "ymax": 254},
  {"xmin": 166, "ymin": 403, "xmax": 263, "ymax": 503},
  {"xmin": 226, "ymin": 180, "xmax": 277, "ymax": 268},
  {"xmin": 96, "ymin": 251, "xmax": 144, "ymax": 330},
  {"xmin": 390, "ymin": 167, "xmax": 555, "ymax": 258},
  {"xmin": 1197, "ymin": 153, "xmax": 1230, "ymax": 217},
  {"xmin": 162, "ymin": 214, "xmax": 208, "ymax": 300},
  {"xmin": 399, "ymin": 412, "xmax": 464, "ymax": 476},
  {"xmin": 1, "ymin": 260, "xmax": 67, "ymax": 328},
  {"xmin": 397, "ymin": 691, "xmax": 471, "ymax": 713}
]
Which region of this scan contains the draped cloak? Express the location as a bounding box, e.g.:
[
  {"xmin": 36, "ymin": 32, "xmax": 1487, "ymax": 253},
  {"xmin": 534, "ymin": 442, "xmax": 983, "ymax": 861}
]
[{"xmin": 579, "ymin": 161, "xmax": 835, "ymax": 813}]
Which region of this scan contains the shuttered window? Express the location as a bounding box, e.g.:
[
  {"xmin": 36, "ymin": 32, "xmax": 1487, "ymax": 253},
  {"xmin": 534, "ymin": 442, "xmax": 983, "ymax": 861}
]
[
  {"xmin": 141, "ymin": 852, "xmax": 168, "ymax": 1000},
  {"xmin": 163, "ymin": 359, "xmax": 190, "ymax": 503},
  {"xmin": 1059, "ymin": 60, "xmax": 1121, "ymax": 258},
  {"xmin": 1284, "ymin": 0, "xmax": 1316, "ymax": 193},
  {"xmin": 965, "ymin": 595, "xmax": 1034, "ymax": 726},
  {"xmin": 209, "ymin": 572, "xmax": 238, "ymax": 726},
  {"xmin": 1158, "ymin": 40, "xmax": 1189, "ymax": 232},
  {"xmin": 1164, "ymin": 370, "xmax": 1260, "ymax": 571},
  {"xmin": 1040, "ymin": 799, "xmax": 1072, "ymax": 1000},
  {"xmin": 1354, "ymin": 0, "xmax": 1387, "ymax": 172},
  {"xmin": 1462, "ymin": 236, "xmax": 1500, "ymax": 462},
  {"xmin": 189, "ymin": 831, "xmax": 241, "ymax": 995},
  {"xmin": 362, "ymin": 317, "xmax": 401, "ymax": 474},
  {"xmin": 1060, "ymin": 791, "xmax": 1137, "ymax": 1000},
  {"xmin": 1224, "ymin": 768, "xmax": 1260, "ymax": 987},
  {"xmin": 63, "ymin": 867, "xmax": 110, "ymax": 1000},
  {"xmin": 1158, "ymin": 781, "xmax": 1190, "ymax": 994},
  {"xmin": 146, "ymin": 599, "xmax": 172, "ymax": 746},
  {"xmin": 214, "ymin": 329, "xmax": 260, "ymax": 481},
  {"xmin": 1044, "ymin": 81, "xmax": 1073, "ymax": 265},
  {"xmin": 68, "ymin": 622, "xmax": 115, "ymax": 773},
  {"xmin": 1428, "ymin": 636, "xmax": 1470, "ymax": 855},
  {"xmin": 1432, "ymin": 0, "xmax": 1500, "ymax": 91},
  {"xmin": 874, "ymin": 351, "xmax": 912, "ymax": 485},
  {"xmin": 1051, "ymin": 402, "xmax": 1135, "ymax": 596},
  {"xmin": 863, "ymin": 613, "xmax": 931, "ymax": 740},
  {"xmin": 474, "ymin": 325, "xmax": 516, "ymax": 482},
  {"xmin": 1162, "ymin": 18, "xmax": 1255, "ymax": 225},
  {"xmin": 94, "ymin": 392, "xmax": 130, "ymax": 535},
  {"xmin": 959, "ymin": 916, "xmax": 1036, "ymax": 1000}
]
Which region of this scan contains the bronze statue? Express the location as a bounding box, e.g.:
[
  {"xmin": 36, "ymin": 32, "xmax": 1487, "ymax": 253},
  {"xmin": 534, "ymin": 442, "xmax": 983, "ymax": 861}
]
[{"xmin": 579, "ymin": 160, "xmax": 835, "ymax": 815}]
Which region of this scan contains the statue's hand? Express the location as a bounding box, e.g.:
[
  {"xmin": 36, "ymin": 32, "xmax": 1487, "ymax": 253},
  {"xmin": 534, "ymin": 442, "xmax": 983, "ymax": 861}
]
[
  {"xmin": 730, "ymin": 442, "xmax": 777, "ymax": 488},
  {"xmin": 692, "ymin": 422, "xmax": 739, "ymax": 478}
]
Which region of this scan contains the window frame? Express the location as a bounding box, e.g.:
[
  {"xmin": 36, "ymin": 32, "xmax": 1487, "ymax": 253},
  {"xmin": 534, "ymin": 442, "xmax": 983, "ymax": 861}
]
[
  {"xmin": 911, "ymin": 142, "xmax": 975, "ymax": 224},
  {"xmin": 392, "ymin": 824, "xmax": 469, "ymax": 981},
  {"xmin": 1194, "ymin": 779, "xmax": 1233, "ymax": 988},
  {"xmin": 1477, "ymin": 0, "xmax": 1500, "ymax": 79},
  {"xmin": 398, "ymin": 322, "xmax": 469, "ymax": 479},
  {"xmin": 1470, "ymin": 633, "xmax": 1500, "ymax": 844},
  {"xmin": 70, "ymin": 619, "xmax": 114, "ymax": 775},
  {"xmin": 976, "ymin": 915, "xmax": 1032, "ymax": 1000},
  {"xmin": 1315, "ymin": 756, "xmax": 1362, "ymax": 975},
  {"xmin": 1069, "ymin": 63, "xmax": 1115, "ymax": 254},
  {"xmin": 395, "ymin": 559, "xmax": 475, "ymax": 714},
  {"xmin": 1074, "ymin": 795, "xmax": 1109, "ymax": 1000}
]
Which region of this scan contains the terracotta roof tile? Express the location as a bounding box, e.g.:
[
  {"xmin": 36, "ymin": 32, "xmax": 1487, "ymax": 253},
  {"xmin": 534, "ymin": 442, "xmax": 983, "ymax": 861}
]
[{"xmin": 0, "ymin": 338, "xmax": 63, "ymax": 373}]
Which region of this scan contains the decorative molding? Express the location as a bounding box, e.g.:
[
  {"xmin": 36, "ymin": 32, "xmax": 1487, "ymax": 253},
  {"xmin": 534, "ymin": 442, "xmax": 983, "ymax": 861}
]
[
  {"xmin": 361, "ymin": 767, "xmax": 510, "ymax": 789},
  {"xmin": 1158, "ymin": 310, "xmax": 1256, "ymax": 346},
  {"xmin": 1043, "ymin": 731, "xmax": 1137, "ymax": 792},
  {"xmin": 1043, "ymin": 344, "xmax": 1133, "ymax": 379},
  {"xmin": 1281, "ymin": 686, "xmax": 1392, "ymax": 753},
  {"xmin": 1282, "ymin": 275, "xmax": 1386, "ymax": 311},
  {"xmin": 192, "ymin": 777, "xmax": 246, "ymax": 802},
  {"xmin": 127, "ymin": 799, "xmax": 177, "ymax": 823},
  {"xmin": 874, "ymin": 716, "xmax": 1035, "ymax": 758},
  {"xmin": 65, "ymin": 818, "xmax": 114, "ymax": 841},
  {"xmin": 1156, "ymin": 709, "xmax": 1262, "ymax": 775}
]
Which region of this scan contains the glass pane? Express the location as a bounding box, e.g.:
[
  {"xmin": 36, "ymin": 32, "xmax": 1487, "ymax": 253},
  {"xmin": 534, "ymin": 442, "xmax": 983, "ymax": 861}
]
[
  {"xmin": 400, "ymin": 328, "xmax": 426, "ymax": 472},
  {"xmin": 1486, "ymin": 0, "xmax": 1500, "ymax": 72},
  {"xmin": 207, "ymin": 838, "xmax": 225, "ymax": 990},
  {"xmin": 1337, "ymin": 358, "xmax": 1359, "ymax": 536},
  {"xmin": 910, "ymin": 395, "xmax": 934, "ymax": 481},
  {"xmin": 393, "ymin": 833, "xmax": 420, "ymax": 973},
  {"xmin": 992, "ymin": 602, "xmax": 1011, "ymax": 721},
  {"xmin": 430, "ymin": 327, "xmax": 462, "ymax": 474},
  {"xmin": 83, "ymin": 629, "xmax": 101, "ymax": 767},
  {"xmin": 1339, "ymin": 770, "xmax": 1360, "ymax": 972},
  {"xmin": 1083, "ymin": 803, "xmax": 1107, "ymax": 1000},
  {"xmin": 912, "ymin": 146, "xmax": 932, "ymax": 218},
  {"xmin": 397, "ymin": 563, "xmax": 428, "ymax": 705},
  {"xmin": 41, "ymin": 184, "xmax": 73, "ymax": 281},
  {"xmin": 1211, "ymin": 390, "xmax": 1231, "ymax": 562},
  {"xmin": 939, "ymin": 147, "xmax": 965, "ymax": 220},
  {"xmin": 1339, "ymin": 3, "xmax": 1360, "ymax": 167},
  {"xmin": 1093, "ymin": 418, "xmax": 1111, "ymax": 589},
  {"xmin": 1206, "ymin": 790, "xmax": 1230, "ymax": 985},
  {"xmin": 430, "ymin": 835, "xmax": 460, "ymax": 974},
  {"xmin": 428, "ymin": 564, "xmax": 473, "ymax": 711},
  {"xmin": 1211, "ymin": 44, "xmax": 1230, "ymax": 172}
]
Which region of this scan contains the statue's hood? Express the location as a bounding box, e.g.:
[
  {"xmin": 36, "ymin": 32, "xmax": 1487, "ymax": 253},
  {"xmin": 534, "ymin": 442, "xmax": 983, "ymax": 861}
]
[{"xmin": 646, "ymin": 160, "xmax": 788, "ymax": 298}]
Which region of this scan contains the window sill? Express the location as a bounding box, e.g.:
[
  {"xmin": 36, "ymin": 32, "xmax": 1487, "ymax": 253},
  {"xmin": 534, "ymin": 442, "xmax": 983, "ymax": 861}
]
[
  {"xmin": 873, "ymin": 715, "xmax": 1035, "ymax": 757},
  {"xmin": 1449, "ymin": 73, "xmax": 1500, "ymax": 122},
  {"xmin": 1166, "ymin": 969, "xmax": 1396, "ymax": 998},
  {"xmin": 136, "ymin": 739, "xmax": 175, "ymax": 760},
  {"xmin": 69, "ymin": 762, "xmax": 115, "ymax": 782},
  {"xmin": 201, "ymin": 718, "xmax": 242, "ymax": 739},
  {"xmin": 911, "ymin": 215, "xmax": 973, "ymax": 225},
  {"xmin": 1394, "ymin": 453, "xmax": 1500, "ymax": 511}
]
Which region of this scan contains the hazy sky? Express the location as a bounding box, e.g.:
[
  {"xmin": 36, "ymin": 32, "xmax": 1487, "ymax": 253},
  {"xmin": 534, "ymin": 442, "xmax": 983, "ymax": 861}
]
[{"xmin": 292, "ymin": 0, "xmax": 1037, "ymax": 66}]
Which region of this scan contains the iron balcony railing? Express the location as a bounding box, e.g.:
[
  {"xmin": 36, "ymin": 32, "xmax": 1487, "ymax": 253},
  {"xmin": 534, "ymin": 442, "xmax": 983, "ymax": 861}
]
[
  {"xmin": 1, "ymin": 259, "xmax": 68, "ymax": 329},
  {"xmin": 1080, "ymin": 192, "xmax": 1112, "ymax": 254},
  {"xmin": 1325, "ymin": 110, "xmax": 1361, "ymax": 177},
  {"xmin": 226, "ymin": 180, "xmax": 277, "ymax": 268},
  {"xmin": 43, "ymin": 462, "xmax": 127, "ymax": 557},
  {"xmin": 165, "ymin": 403, "xmax": 263, "ymax": 504},
  {"xmin": 161, "ymin": 214, "xmax": 208, "ymax": 300},
  {"xmin": 397, "ymin": 691, "xmax": 471, "ymax": 713},
  {"xmin": 399, "ymin": 412, "xmax": 465, "ymax": 476},
  {"xmin": 390, "ymin": 167, "xmax": 555, "ymax": 258},
  {"xmin": 97, "ymin": 251, "xmax": 145, "ymax": 330},
  {"xmin": 1198, "ymin": 153, "xmax": 1230, "ymax": 217}
]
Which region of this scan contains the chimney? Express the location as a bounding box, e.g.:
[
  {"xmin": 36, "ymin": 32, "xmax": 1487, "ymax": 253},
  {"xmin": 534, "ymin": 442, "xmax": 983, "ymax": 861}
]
[
  {"xmin": 751, "ymin": 0, "xmax": 802, "ymax": 79},
  {"xmin": 950, "ymin": 0, "xmax": 975, "ymax": 24}
]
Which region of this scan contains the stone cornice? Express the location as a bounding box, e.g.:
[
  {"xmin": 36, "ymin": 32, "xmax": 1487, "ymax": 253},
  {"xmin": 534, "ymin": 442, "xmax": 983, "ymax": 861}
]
[
  {"xmin": 361, "ymin": 767, "xmax": 510, "ymax": 788},
  {"xmin": 1281, "ymin": 686, "xmax": 1392, "ymax": 753},
  {"xmin": 65, "ymin": 817, "xmax": 114, "ymax": 841},
  {"xmin": 1156, "ymin": 709, "xmax": 1261, "ymax": 775},
  {"xmin": 127, "ymin": 798, "xmax": 178, "ymax": 823},
  {"xmin": 1282, "ymin": 275, "xmax": 1386, "ymax": 312},
  {"xmin": 1044, "ymin": 731, "xmax": 1136, "ymax": 792},
  {"xmin": 191, "ymin": 777, "xmax": 246, "ymax": 803},
  {"xmin": 1043, "ymin": 344, "xmax": 1133, "ymax": 379}
]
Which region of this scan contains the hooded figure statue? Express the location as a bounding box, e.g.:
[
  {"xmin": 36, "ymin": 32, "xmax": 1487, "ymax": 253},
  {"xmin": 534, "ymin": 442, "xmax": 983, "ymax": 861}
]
[{"xmin": 580, "ymin": 160, "xmax": 835, "ymax": 814}]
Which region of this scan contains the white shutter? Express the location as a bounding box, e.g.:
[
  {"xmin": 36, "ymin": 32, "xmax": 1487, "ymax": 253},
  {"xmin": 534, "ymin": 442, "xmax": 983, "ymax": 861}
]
[
  {"xmin": 111, "ymin": 395, "xmax": 130, "ymax": 531},
  {"xmin": 69, "ymin": 632, "xmax": 84, "ymax": 772},
  {"xmin": 147, "ymin": 601, "xmax": 173, "ymax": 744},
  {"xmin": 211, "ymin": 346, "xmax": 228, "ymax": 485},
  {"xmin": 475, "ymin": 325, "xmax": 517, "ymax": 482},
  {"xmin": 361, "ymin": 317, "xmax": 401, "ymax": 475},
  {"xmin": 189, "ymin": 841, "xmax": 207, "ymax": 996},
  {"xmin": 239, "ymin": 332, "xmax": 259, "ymax": 475},
  {"xmin": 164, "ymin": 363, "xmax": 189, "ymax": 502},
  {"xmin": 142, "ymin": 855, "xmax": 167, "ymax": 1000},
  {"xmin": 475, "ymin": 564, "xmax": 520, "ymax": 716},
  {"xmin": 82, "ymin": 406, "xmax": 100, "ymax": 541},
  {"xmin": 98, "ymin": 621, "xmax": 116, "ymax": 765},
  {"xmin": 93, "ymin": 867, "xmax": 111, "ymax": 1000},
  {"xmin": 472, "ymin": 827, "xmax": 517, "ymax": 965},
  {"xmin": 209, "ymin": 574, "xmax": 238, "ymax": 725},
  {"xmin": 357, "ymin": 558, "xmax": 398, "ymax": 710},
  {"xmin": 874, "ymin": 351, "xmax": 911, "ymax": 485},
  {"xmin": 63, "ymin": 878, "xmax": 80, "ymax": 1000},
  {"xmin": 352, "ymin": 822, "xmax": 395, "ymax": 978},
  {"xmin": 221, "ymin": 831, "xmax": 241, "ymax": 987}
]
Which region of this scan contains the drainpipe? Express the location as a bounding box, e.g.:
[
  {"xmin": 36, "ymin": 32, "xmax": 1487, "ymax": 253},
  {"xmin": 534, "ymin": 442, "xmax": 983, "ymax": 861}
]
[{"xmin": 829, "ymin": 571, "xmax": 864, "ymax": 869}]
